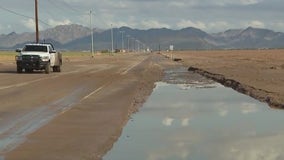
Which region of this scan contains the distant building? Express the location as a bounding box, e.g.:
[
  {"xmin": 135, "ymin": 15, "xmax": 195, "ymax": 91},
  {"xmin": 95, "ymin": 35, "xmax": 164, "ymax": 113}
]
[{"xmin": 169, "ymin": 45, "xmax": 174, "ymax": 51}]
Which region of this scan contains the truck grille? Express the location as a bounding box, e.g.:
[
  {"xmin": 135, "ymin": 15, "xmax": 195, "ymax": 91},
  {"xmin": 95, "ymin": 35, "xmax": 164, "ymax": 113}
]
[{"xmin": 22, "ymin": 55, "xmax": 40, "ymax": 62}]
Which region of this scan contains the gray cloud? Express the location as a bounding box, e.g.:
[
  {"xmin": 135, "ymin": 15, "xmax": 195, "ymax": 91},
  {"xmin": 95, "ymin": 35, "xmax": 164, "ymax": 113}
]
[{"xmin": 0, "ymin": 0, "xmax": 284, "ymax": 34}]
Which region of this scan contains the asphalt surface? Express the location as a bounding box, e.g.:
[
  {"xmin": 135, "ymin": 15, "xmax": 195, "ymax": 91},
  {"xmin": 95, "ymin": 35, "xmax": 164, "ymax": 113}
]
[{"xmin": 0, "ymin": 53, "xmax": 171, "ymax": 160}]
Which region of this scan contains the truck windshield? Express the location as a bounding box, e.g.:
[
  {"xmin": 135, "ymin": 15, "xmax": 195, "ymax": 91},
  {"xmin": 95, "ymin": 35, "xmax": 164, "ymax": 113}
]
[{"xmin": 23, "ymin": 45, "xmax": 48, "ymax": 52}]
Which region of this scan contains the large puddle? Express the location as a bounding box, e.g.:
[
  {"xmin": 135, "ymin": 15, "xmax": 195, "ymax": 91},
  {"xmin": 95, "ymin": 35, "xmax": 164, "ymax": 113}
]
[{"xmin": 103, "ymin": 68, "xmax": 284, "ymax": 160}]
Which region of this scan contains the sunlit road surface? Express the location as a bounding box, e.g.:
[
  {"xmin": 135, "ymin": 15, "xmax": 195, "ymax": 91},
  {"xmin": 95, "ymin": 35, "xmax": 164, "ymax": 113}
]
[{"xmin": 0, "ymin": 53, "xmax": 164, "ymax": 160}]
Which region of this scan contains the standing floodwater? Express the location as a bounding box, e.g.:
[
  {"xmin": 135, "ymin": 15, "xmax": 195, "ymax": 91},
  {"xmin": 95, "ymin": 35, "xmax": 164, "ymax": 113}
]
[{"xmin": 103, "ymin": 69, "xmax": 284, "ymax": 160}]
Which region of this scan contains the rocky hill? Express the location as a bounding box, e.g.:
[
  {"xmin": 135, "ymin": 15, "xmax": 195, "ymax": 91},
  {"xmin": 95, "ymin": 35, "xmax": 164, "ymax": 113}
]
[
  {"xmin": 1, "ymin": 24, "xmax": 284, "ymax": 50},
  {"xmin": 0, "ymin": 24, "xmax": 92, "ymax": 49},
  {"xmin": 212, "ymin": 27, "xmax": 284, "ymax": 49}
]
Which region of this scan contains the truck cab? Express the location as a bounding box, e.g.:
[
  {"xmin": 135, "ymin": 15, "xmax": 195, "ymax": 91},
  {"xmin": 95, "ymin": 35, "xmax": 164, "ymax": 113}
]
[{"xmin": 16, "ymin": 43, "xmax": 62, "ymax": 74}]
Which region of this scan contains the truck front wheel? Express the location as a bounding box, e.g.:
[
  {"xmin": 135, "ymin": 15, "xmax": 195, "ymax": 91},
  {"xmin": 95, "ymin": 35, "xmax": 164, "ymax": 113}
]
[
  {"xmin": 45, "ymin": 63, "xmax": 50, "ymax": 74},
  {"xmin": 17, "ymin": 66, "xmax": 22, "ymax": 73},
  {"xmin": 57, "ymin": 66, "xmax": 61, "ymax": 72},
  {"xmin": 53, "ymin": 66, "xmax": 61, "ymax": 72}
]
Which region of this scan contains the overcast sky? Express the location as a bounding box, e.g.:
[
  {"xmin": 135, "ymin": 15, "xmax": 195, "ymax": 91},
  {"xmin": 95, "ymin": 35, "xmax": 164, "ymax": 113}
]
[{"xmin": 0, "ymin": 0, "xmax": 284, "ymax": 34}]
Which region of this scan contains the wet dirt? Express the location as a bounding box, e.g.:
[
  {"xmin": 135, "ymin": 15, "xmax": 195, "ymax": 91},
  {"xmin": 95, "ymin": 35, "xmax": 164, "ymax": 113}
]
[
  {"xmin": 168, "ymin": 50, "xmax": 284, "ymax": 109},
  {"xmin": 0, "ymin": 86, "xmax": 85, "ymax": 154},
  {"xmin": 2, "ymin": 53, "xmax": 171, "ymax": 160},
  {"xmin": 103, "ymin": 68, "xmax": 284, "ymax": 160},
  {"xmin": 1, "ymin": 50, "xmax": 283, "ymax": 159},
  {"xmin": 188, "ymin": 66, "xmax": 284, "ymax": 108}
]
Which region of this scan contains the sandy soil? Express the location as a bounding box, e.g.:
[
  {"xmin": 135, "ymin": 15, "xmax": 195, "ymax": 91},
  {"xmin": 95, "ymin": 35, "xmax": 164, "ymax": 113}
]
[{"xmin": 168, "ymin": 50, "xmax": 284, "ymax": 108}]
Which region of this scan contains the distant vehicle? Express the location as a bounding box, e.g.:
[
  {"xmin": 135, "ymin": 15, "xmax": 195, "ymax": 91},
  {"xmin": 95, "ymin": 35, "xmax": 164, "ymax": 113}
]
[{"xmin": 15, "ymin": 43, "xmax": 62, "ymax": 74}]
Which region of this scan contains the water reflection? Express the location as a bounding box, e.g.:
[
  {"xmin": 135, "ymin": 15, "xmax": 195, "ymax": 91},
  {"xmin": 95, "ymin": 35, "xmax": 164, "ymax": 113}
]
[{"xmin": 103, "ymin": 82, "xmax": 284, "ymax": 160}]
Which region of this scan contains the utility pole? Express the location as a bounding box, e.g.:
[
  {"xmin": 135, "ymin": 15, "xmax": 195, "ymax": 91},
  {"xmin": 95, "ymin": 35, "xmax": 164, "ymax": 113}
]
[
  {"xmin": 126, "ymin": 35, "xmax": 130, "ymax": 52},
  {"xmin": 133, "ymin": 38, "xmax": 136, "ymax": 52},
  {"xmin": 35, "ymin": 0, "xmax": 39, "ymax": 43},
  {"xmin": 111, "ymin": 24, "xmax": 114, "ymax": 53},
  {"xmin": 119, "ymin": 31, "xmax": 125, "ymax": 51},
  {"xmin": 90, "ymin": 10, "xmax": 94, "ymax": 57},
  {"xmin": 138, "ymin": 41, "xmax": 140, "ymax": 52}
]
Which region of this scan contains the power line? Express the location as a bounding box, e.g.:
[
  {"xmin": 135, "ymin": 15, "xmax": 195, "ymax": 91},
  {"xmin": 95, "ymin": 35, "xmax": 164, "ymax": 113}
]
[
  {"xmin": 45, "ymin": 0, "xmax": 70, "ymax": 14},
  {"xmin": 40, "ymin": 0, "xmax": 88, "ymax": 27},
  {"xmin": 46, "ymin": 0, "xmax": 85, "ymax": 15},
  {"xmin": 0, "ymin": 5, "xmax": 33, "ymax": 20},
  {"xmin": 40, "ymin": 1, "xmax": 58, "ymax": 20},
  {"xmin": 0, "ymin": 5, "xmax": 51, "ymax": 27},
  {"xmin": 60, "ymin": 0, "xmax": 84, "ymax": 14}
]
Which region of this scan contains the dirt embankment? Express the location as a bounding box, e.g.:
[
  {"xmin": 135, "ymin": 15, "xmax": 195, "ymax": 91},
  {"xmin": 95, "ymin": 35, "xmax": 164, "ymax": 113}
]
[
  {"xmin": 188, "ymin": 66, "xmax": 283, "ymax": 108},
  {"xmin": 165, "ymin": 50, "xmax": 284, "ymax": 109}
]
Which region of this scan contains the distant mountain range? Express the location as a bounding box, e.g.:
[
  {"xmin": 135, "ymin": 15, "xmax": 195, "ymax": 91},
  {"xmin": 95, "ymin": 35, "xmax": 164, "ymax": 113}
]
[{"xmin": 1, "ymin": 24, "xmax": 284, "ymax": 51}]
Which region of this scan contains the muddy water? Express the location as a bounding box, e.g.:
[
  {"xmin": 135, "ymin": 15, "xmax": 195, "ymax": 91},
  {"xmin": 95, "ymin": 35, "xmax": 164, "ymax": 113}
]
[{"xmin": 103, "ymin": 69, "xmax": 284, "ymax": 160}]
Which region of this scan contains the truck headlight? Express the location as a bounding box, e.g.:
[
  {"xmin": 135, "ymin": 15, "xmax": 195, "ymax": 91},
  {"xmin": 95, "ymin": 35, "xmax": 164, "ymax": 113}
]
[{"xmin": 41, "ymin": 56, "xmax": 49, "ymax": 61}]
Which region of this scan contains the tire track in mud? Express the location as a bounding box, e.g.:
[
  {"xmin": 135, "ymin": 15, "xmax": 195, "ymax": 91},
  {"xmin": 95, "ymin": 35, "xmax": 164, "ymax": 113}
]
[
  {"xmin": 0, "ymin": 69, "xmax": 110, "ymax": 157},
  {"xmin": 0, "ymin": 76, "xmax": 58, "ymax": 90},
  {"xmin": 0, "ymin": 87, "xmax": 85, "ymax": 155},
  {"xmin": 61, "ymin": 55, "xmax": 150, "ymax": 115},
  {"xmin": 0, "ymin": 59, "xmax": 110, "ymax": 91},
  {"xmin": 188, "ymin": 66, "xmax": 284, "ymax": 109},
  {"xmin": 0, "ymin": 55, "xmax": 150, "ymax": 158}
]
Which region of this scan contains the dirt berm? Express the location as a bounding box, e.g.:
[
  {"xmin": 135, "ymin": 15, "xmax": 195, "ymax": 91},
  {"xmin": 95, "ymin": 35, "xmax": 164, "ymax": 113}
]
[
  {"xmin": 169, "ymin": 50, "xmax": 284, "ymax": 109},
  {"xmin": 188, "ymin": 66, "xmax": 283, "ymax": 108}
]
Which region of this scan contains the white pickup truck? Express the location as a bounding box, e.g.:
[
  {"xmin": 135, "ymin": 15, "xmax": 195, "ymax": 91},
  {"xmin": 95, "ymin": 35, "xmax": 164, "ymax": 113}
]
[{"xmin": 15, "ymin": 43, "xmax": 62, "ymax": 74}]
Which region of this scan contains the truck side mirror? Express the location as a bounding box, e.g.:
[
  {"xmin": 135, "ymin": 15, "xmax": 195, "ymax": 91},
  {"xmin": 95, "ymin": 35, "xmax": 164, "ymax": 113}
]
[
  {"xmin": 15, "ymin": 48, "xmax": 22, "ymax": 52},
  {"xmin": 49, "ymin": 50, "xmax": 56, "ymax": 53}
]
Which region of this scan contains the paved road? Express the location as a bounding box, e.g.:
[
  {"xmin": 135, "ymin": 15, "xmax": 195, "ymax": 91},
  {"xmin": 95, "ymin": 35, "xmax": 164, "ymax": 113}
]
[{"xmin": 0, "ymin": 53, "xmax": 169, "ymax": 160}]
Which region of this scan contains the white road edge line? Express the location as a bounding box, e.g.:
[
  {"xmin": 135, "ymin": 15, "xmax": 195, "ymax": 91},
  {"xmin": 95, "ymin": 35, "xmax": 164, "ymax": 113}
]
[
  {"xmin": 60, "ymin": 85, "xmax": 107, "ymax": 115},
  {"xmin": 0, "ymin": 70, "xmax": 80, "ymax": 91},
  {"xmin": 0, "ymin": 76, "xmax": 58, "ymax": 90},
  {"xmin": 121, "ymin": 56, "xmax": 148, "ymax": 75},
  {"xmin": 81, "ymin": 84, "xmax": 107, "ymax": 101},
  {"xmin": 81, "ymin": 56, "xmax": 149, "ymax": 101}
]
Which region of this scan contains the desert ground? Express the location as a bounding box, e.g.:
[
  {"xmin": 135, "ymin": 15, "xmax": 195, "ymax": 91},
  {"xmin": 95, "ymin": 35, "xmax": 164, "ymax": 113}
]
[
  {"xmin": 0, "ymin": 50, "xmax": 283, "ymax": 159},
  {"xmin": 169, "ymin": 50, "xmax": 284, "ymax": 108}
]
